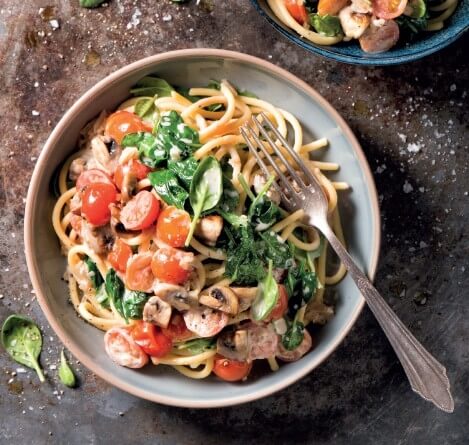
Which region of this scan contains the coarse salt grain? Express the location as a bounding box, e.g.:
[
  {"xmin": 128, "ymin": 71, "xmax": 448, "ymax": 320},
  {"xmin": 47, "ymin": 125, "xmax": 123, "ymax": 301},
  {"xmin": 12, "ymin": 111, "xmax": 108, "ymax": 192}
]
[
  {"xmin": 32, "ymin": 110, "xmax": 40, "ymax": 116},
  {"xmin": 403, "ymin": 181, "xmax": 413, "ymax": 193}
]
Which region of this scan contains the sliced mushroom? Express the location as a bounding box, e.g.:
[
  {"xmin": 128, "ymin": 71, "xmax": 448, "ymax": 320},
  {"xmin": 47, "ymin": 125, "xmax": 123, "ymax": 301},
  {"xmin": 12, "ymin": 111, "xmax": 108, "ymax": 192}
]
[
  {"xmin": 231, "ymin": 287, "xmax": 257, "ymax": 312},
  {"xmin": 143, "ymin": 296, "xmax": 172, "ymax": 328},
  {"xmin": 216, "ymin": 329, "xmax": 249, "ymax": 361},
  {"xmin": 154, "ymin": 283, "xmax": 198, "ymax": 311},
  {"xmin": 194, "ymin": 215, "xmax": 224, "ymax": 246},
  {"xmin": 80, "ymin": 220, "xmax": 114, "ymax": 254},
  {"xmin": 199, "ymin": 286, "xmax": 239, "ymax": 315}
]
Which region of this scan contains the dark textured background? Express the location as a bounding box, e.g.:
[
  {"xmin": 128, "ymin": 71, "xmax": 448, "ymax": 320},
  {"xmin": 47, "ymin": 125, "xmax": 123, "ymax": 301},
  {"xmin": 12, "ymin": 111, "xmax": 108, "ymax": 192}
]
[{"xmin": 0, "ymin": 1, "xmax": 468, "ymax": 444}]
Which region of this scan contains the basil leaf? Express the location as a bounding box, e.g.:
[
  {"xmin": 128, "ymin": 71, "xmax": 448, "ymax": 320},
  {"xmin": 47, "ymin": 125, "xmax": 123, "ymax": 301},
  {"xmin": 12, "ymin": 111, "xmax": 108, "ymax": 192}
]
[
  {"xmin": 1, "ymin": 315, "xmax": 45, "ymax": 382},
  {"xmin": 105, "ymin": 269, "xmax": 126, "ymax": 320},
  {"xmin": 134, "ymin": 98, "xmax": 155, "ymax": 118},
  {"xmin": 148, "ymin": 170, "xmax": 189, "ymax": 209},
  {"xmin": 251, "ymin": 260, "xmax": 279, "ymax": 321},
  {"xmin": 122, "ymin": 290, "xmax": 149, "ymax": 320},
  {"xmin": 282, "ymin": 319, "xmax": 305, "ymax": 351},
  {"xmin": 58, "ymin": 350, "xmax": 76, "ymax": 388},
  {"xmin": 79, "ymin": 0, "xmax": 105, "ymax": 8},
  {"xmin": 185, "ymin": 156, "xmax": 223, "ymax": 245},
  {"xmin": 130, "ymin": 77, "xmax": 174, "ymax": 97},
  {"xmin": 310, "ymin": 14, "xmax": 343, "ymax": 37},
  {"xmin": 174, "ymin": 338, "xmax": 216, "ymax": 355},
  {"xmin": 167, "ymin": 156, "xmax": 198, "ymax": 189},
  {"xmin": 84, "ymin": 256, "xmax": 103, "ymax": 290}
]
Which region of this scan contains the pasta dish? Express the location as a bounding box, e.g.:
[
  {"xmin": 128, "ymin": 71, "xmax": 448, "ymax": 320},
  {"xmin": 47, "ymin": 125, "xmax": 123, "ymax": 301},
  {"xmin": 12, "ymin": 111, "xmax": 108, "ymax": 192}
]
[{"xmin": 52, "ymin": 76, "xmax": 348, "ymax": 381}]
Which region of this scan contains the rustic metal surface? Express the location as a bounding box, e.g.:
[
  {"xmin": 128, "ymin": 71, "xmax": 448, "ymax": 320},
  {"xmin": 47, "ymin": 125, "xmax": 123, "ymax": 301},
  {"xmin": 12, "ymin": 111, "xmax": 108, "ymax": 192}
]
[{"xmin": 0, "ymin": 1, "xmax": 468, "ymax": 444}]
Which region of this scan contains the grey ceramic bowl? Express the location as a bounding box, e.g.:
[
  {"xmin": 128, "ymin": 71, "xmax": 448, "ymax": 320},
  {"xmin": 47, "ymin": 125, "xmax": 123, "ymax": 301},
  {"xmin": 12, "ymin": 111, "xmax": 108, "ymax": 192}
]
[{"xmin": 25, "ymin": 49, "xmax": 381, "ymax": 407}]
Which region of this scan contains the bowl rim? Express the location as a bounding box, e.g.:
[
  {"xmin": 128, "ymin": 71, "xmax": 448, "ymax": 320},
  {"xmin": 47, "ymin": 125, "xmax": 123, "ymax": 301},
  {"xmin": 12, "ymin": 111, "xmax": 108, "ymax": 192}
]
[
  {"xmin": 24, "ymin": 48, "xmax": 381, "ymax": 408},
  {"xmin": 250, "ymin": 0, "xmax": 469, "ymax": 66}
]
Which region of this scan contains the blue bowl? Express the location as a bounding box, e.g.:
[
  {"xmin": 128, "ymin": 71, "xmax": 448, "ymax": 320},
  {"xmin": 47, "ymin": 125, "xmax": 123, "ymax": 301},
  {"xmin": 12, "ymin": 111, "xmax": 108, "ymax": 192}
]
[{"xmin": 251, "ymin": 0, "xmax": 469, "ymax": 65}]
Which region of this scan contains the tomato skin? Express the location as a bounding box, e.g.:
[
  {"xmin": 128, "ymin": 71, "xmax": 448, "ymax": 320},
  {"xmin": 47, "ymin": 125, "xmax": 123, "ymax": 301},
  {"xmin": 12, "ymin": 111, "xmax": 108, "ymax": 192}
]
[
  {"xmin": 156, "ymin": 206, "xmax": 191, "ymax": 248},
  {"xmin": 266, "ymin": 285, "xmax": 288, "ymax": 321},
  {"xmin": 81, "ymin": 183, "xmax": 117, "ymax": 226},
  {"xmin": 213, "ymin": 355, "xmax": 253, "ymax": 382},
  {"xmin": 126, "ymin": 252, "xmax": 155, "ymax": 292},
  {"xmin": 373, "ymin": 0, "xmax": 408, "ymax": 19},
  {"xmin": 130, "ymin": 321, "xmax": 173, "ymax": 358},
  {"xmin": 284, "ymin": 0, "xmax": 308, "ymax": 24},
  {"xmin": 76, "ymin": 169, "xmax": 114, "ymax": 191},
  {"xmin": 151, "ymin": 248, "xmax": 192, "ymax": 285},
  {"xmin": 114, "ymin": 160, "xmax": 151, "ymax": 191},
  {"xmin": 108, "ymin": 238, "xmax": 133, "ymax": 272},
  {"xmin": 317, "ymin": 0, "xmax": 349, "ymax": 16},
  {"xmin": 105, "ymin": 111, "xmax": 152, "ymax": 144},
  {"xmin": 161, "ymin": 314, "xmax": 193, "ymax": 342},
  {"xmin": 120, "ymin": 191, "xmax": 161, "ymax": 231}
]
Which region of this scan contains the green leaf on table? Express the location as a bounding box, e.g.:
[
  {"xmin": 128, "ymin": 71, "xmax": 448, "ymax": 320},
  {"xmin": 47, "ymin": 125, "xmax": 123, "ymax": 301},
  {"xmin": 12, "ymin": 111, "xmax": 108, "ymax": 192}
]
[{"xmin": 58, "ymin": 350, "xmax": 76, "ymax": 388}]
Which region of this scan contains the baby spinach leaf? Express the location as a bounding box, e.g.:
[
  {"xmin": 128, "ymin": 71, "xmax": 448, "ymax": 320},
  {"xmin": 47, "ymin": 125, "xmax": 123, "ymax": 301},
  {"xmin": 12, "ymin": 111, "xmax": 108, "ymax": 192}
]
[
  {"xmin": 96, "ymin": 284, "xmax": 110, "ymax": 309},
  {"xmin": 174, "ymin": 338, "xmax": 216, "ymax": 355},
  {"xmin": 105, "ymin": 269, "xmax": 125, "ymax": 319},
  {"xmin": 251, "ymin": 260, "xmax": 279, "ymax": 321},
  {"xmin": 185, "ymin": 156, "xmax": 223, "ymax": 246},
  {"xmin": 238, "ymin": 90, "xmax": 258, "ymax": 99},
  {"xmin": 122, "ymin": 290, "xmax": 149, "ymax": 320},
  {"xmin": 248, "ymin": 176, "xmax": 281, "ymax": 231},
  {"xmin": 286, "ymin": 260, "xmax": 318, "ymax": 316},
  {"xmin": 282, "ymin": 318, "xmax": 305, "ymax": 351},
  {"xmin": 134, "ymin": 97, "xmax": 155, "ymax": 119},
  {"xmin": 130, "ymin": 76, "xmax": 174, "ymax": 97},
  {"xmin": 84, "ymin": 256, "xmax": 103, "ymax": 290},
  {"xmin": 396, "ymin": 14, "xmax": 428, "ymax": 34},
  {"xmin": 218, "ymin": 176, "xmax": 239, "ymax": 213},
  {"xmin": 1, "ymin": 315, "xmax": 45, "ymax": 382},
  {"xmin": 218, "ymin": 210, "xmax": 248, "ymax": 228},
  {"xmin": 148, "ymin": 170, "xmax": 189, "ymax": 209},
  {"xmin": 310, "ymin": 14, "xmax": 343, "ymax": 37},
  {"xmin": 58, "ymin": 350, "xmax": 76, "ymax": 388},
  {"xmin": 121, "ymin": 132, "xmax": 167, "ymax": 168},
  {"xmin": 79, "ymin": 0, "xmax": 106, "ymax": 8},
  {"xmin": 167, "ymin": 156, "xmax": 198, "ymax": 189}
]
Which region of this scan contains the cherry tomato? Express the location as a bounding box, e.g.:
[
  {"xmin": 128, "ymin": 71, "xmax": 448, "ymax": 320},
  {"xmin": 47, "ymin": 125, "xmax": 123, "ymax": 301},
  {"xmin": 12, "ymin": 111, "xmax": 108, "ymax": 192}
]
[
  {"xmin": 130, "ymin": 321, "xmax": 173, "ymax": 358},
  {"xmin": 266, "ymin": 285, "xmax": 289, "ymax": 321},
  {"xmin": 213, "ymin": 355, "xmax": 253, "ymax": 382},
  {"xmin": 104, "ymin": 327, "xmax": 149, "ymax": 368},
  {"xmin": 317, "ymin": 0, "xmax": 349, "ymax": 16},
  {"xmin": 120, "ymin": 191, "xmax": 160, "ymax": 231},
  {"xmin": 161, "ymin": 314, "xmax": 193, "ymax": 342},
  {"xmin": 156, "ymin": 206, "xmax": 191, "ymax": 248},
  {"xmin": 105, "ymin": 111, "xmax": 152, "ymax": 144},
  {"xmin": 373, "ymin": 0, "xmax": 408, "ymax": 19},
  {"xmin": 125, "ymin": 252, "xmax": 154, "ymax": 292},
  {"xmin": 76, "ymin": 169, "xmax": 114, "ymax": 192},
  {"xmin": 151, "ymin": 248, "xmax": 192, "ymax": 285},
  {"xmin": 81, "ymin": 183, "xmax": 117, "ymax": 226},
  {"xmin": 284, "ymin": 0, "xmax": 308, "ymax": 24},
  {"xmin": 108, "ymin": 238, "xmax": 133, "ymax": 272},
  {"xmin": 114, "ymin": 160, "xmax": 151, "ymax": 191}
]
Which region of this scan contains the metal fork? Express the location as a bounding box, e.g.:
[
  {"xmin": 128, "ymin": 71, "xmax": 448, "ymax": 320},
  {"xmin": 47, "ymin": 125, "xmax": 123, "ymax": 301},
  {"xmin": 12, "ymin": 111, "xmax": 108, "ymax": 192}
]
[{"xmin": 241, "ymin": 113, "xmax": 454, "ymax": 413}]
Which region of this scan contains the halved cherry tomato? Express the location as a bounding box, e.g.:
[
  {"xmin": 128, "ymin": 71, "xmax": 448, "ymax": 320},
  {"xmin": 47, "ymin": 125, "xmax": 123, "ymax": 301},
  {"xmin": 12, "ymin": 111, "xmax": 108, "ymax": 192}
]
[
  {"xmin": 151, "ymin": 247, "xmax": 193, "ymax": 285},
  {"xmin": 104, "ymin": 327, "xmax": 149, "ymax": 368},
  {"xmin": 81, "ymin": 182, "xmax": 117, "ymax": 226},
  {"xmin": 105, "ymin": 111, "xmax": 152, "ymax": 144},
  {"xmin": 317, "ymin": 0, "xmax": 349, "ymax": 16},
  {"xmin": 108, "ymin": 238, "xmax": 133, "ymax": 272},
  {"xmin": 120, "ymin": 191, "xmax": 160, "ymax": 231},
  {"xmin": 284, "ymin": 0, "xmax": 308, "ymax": 24},
  {"xmin": 266, "ymin": 285, "xmax": 289, "ymax": 321},
  {"xmin": 125, "ymin": 252, "xmax": 154, "ymax": 292},
  {"xmin": 114, "ymin": 160, "xmax": 151, "ymax": 191},
  {"xmin": 373, "ymin": 0, "xmax": 408, "ymax": 19},
  {"xmin": 156, "ymin": 206, "xmax": 191, "ymax": 248},
  {"xmin": 76, "ymin": 169, "xmax": 114, "ymax": 191},
  {"xmin": 213, "ymin": 355, "xmax": 253, "ymax": 382},
  {"xmin": 161, "ymin": 314, "xmax": 193, "ymax": 342},
  {"xmin": 130, "ymin": 321, "xmax": 173, "ymax": 358}
]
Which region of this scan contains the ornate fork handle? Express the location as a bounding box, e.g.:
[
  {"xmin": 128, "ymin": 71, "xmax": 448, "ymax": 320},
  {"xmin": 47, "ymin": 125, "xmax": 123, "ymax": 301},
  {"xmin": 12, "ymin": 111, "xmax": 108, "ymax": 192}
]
[{"xmin": 319, "ymin": 222, "xmax": 454, "ymax": 413}]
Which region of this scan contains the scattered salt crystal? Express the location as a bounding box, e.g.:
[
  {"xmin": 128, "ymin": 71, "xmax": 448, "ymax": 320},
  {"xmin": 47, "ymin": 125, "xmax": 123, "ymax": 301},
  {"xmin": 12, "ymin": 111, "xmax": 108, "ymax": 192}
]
[
  {"xmin": 450, "ymin": 84, "xmax": 456, "ymax": 92},
  {"xmin": 419, "ymin": 187, "xmax": 425, "ymax": 193},
  {"xmin": 403, "ymin": 180, "xmax": 413, "ymax": 193},
  {"xmin": 49, "ymin": 364, "xmax": 57, "ymax": 370},
  {"xmin": 34, "ymin": 81, "xmax": 39, "ymax": 88},
  {"xmin": 162, "ymin": 14, "xmax": 172, "ymax": 21},
  {"xmin": 16, "ymin": 368, "xmax": 27, "ymax": 373},
  {"xmin": 32, "ymin": 110, "xmax": 40, "ymax": 116},
  {"xmin": 8, "ymin": 378, "xmax": 14, "ymax": 384},
  {"xmin": 407, "ymin": 142, "xmax": 421, "ymax": 153},
  {"xmin": 126, "ymin": 8, "xmax": 142, "ymax": 29},
  {"xmin": 419, "ymin": 241, "xmax": 428, "ymax": 248},
  {"xmin": 398, "ymin": 133, "xmax": 407, "ymax": 143},
  {"xmin": 49, "ymin": 19, "xmax": 59, "ymax": 29}
]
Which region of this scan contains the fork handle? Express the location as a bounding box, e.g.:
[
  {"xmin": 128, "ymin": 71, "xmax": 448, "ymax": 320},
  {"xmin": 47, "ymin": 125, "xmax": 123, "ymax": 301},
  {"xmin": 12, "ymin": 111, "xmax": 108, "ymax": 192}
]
[{"xmin": 320, "ymin": 223, "xmax": 454, "ymax": 413}]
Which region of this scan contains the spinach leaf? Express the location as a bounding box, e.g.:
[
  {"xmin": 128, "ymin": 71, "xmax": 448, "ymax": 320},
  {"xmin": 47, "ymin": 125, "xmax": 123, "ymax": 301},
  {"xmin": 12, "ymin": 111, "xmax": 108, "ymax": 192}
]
[
  {"xmin": 286, "ymin": 260, "xmax": 318, "ymax": 315},
  {"xmin": 148, "ymin": 170, "xmax": 189, "ymax": 209},
  {"xmin": 238, "ymin": 90, "xmax": 258, "ymax": 99},
  {"xmin": 258, "ymin": 231, "xmax": 294, "ymax": 269},
  {"xmin": 251, "ymin": 260, "xmax": 279, "ymax": 321},
  {"xmin": 105, "ymin": 269, "xmax": 125, "ymax": 319},
  {"xmin": 174, "ymin": 338, "xmax": 216, "ymax": 355},
  {"xmin": 167, "ymin": 156, "xmax": 198, "ymax": 189},
  {"xmin": 185, "ymin": 156, "xmax": 223, "ymax": 245},
  {"xmin": 310, "ymin": 14, "xmax": 343, "ymax": 37},
  {"xmin": 396, "ymin": 14, "xmax": 428, "ymax": 34},
  {"xmin": 176, "ymin": 86, "xmax": 200, "ymax": 103},
  {"xmin": 282, "ymin": 318, "xmax": 305, "ymax": 351},
  {"xmin": 122, "ymin": 290, "xmax": 149, "ymax": 320},
  {"xmin": 79, "ymin": 0, "xmax": 105, "ymax": 8},
  {"xmin": 1, "ymin": 315, "xmax": 45, "ymax": 382},
  {"xmin": 130, "ymin": 76, "xmax": 174, "ymax": 97},
  {"xmin": 134, "ymin": 97, "xmax": 155, "ymax": 119},
  {"xmin": 218, "ymin": 209, "xmax": 248, "ymax": 228},
  {"xmin": 248, "ymin": 176, "xmax": 280, "ymax": 231},
  {"xmin": 207, "ymin": 79, "xmax": 258, "ymax": 99},
  {"xmin": 121, "ymin": 132, "xmax": 167, "ymax": 168},
  {"xmin": 96, "ymin": 284, "xmax": 110, "ymax": 309},
  {"xmin": 218, "ymin": 176, "xmax": 239, "ymax": 213},
  {"xmin": 58, "ymin": 350, "xmax": 76, "ymax": 388},
  {"xmin": 84, "ymin": 256, "xmax": 103, "ymax": 290}
]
